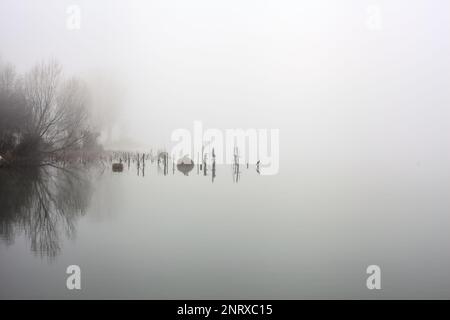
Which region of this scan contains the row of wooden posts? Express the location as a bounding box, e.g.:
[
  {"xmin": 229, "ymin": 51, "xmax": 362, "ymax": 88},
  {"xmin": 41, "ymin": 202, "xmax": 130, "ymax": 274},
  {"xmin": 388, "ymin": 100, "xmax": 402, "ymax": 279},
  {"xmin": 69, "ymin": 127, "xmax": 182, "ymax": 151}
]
[{"xmin": 109, "ymin": 147, "xmax": 260, "ymax": 178}]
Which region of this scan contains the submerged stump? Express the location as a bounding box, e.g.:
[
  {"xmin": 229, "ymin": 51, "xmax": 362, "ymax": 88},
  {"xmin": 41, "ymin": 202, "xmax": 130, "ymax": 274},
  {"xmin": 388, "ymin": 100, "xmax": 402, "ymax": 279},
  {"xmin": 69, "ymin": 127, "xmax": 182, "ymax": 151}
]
[{"xmin": 112, "ymin": 163, "xmax": 124, "ymax": 172}]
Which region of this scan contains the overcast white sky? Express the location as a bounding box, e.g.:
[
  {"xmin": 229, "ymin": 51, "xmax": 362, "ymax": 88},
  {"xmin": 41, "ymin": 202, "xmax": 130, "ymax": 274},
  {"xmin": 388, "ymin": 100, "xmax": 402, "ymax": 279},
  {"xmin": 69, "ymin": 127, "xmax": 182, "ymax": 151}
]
[{"xmin": 1, "ymin": 0, "xmax": 449, "ymax": 167}]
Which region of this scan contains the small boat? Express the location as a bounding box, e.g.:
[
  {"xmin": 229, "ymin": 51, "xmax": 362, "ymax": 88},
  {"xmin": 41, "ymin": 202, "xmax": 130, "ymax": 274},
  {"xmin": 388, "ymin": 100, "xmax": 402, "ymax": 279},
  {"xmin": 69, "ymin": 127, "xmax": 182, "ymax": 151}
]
[
  {"xmin": 112, "ymin": 163, "xmax": 123, "ymax": 172},
  {"xmin": 177, "ymin": 156, "xmax": 194, "ymax": 175}
]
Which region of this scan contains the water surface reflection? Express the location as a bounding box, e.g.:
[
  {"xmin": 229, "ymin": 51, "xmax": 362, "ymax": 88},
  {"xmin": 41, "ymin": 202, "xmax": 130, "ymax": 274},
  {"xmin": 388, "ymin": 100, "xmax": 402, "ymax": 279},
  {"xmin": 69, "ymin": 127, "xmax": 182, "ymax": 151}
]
[{"xmin": 0, "ymin": 165, "xmax": 94, "ymax": 259}]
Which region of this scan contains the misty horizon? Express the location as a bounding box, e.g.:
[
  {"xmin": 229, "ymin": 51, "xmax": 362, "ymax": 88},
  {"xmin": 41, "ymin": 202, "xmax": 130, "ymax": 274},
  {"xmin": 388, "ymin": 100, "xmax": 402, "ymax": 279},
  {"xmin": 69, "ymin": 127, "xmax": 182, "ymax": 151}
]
[
  {"xmin": 1, "ymin": 0, "xmax": 450, "ymax": 301},
  {"xmin": 1, "ymin": 0, "xmax": 448, "ymax": 157}
]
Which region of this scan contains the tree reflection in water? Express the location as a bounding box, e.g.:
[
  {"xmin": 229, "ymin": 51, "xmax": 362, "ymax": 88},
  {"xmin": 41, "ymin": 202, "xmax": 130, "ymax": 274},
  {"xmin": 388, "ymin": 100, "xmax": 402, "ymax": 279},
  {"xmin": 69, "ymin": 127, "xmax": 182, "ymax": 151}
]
[{"xmin": 0, "ymin": 165, "xmax": 94, "ymax": 259}]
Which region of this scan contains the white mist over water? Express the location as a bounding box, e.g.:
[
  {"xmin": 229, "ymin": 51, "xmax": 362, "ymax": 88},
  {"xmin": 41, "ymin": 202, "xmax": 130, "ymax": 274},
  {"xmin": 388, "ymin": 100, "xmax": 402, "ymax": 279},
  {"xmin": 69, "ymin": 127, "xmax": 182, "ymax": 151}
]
[
  {"xmin": 1, "ymin": 0, "xmax": 449, "ymax": 155},
  {"xmin": 0, "ymin": 0, "xmax": 450, "ymax": 299}
]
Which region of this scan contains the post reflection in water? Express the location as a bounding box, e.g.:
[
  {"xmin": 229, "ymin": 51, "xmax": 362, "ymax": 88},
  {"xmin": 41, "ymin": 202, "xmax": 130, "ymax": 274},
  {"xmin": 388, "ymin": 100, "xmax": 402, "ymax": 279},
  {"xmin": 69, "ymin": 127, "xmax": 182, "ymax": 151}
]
[
  {"xmin": 0, "ymin": 166, "xmax": 94, "ymax": 259},
  {"xmin": 0, "ymin": 155, "xmax": 253, "ymax": 261}
]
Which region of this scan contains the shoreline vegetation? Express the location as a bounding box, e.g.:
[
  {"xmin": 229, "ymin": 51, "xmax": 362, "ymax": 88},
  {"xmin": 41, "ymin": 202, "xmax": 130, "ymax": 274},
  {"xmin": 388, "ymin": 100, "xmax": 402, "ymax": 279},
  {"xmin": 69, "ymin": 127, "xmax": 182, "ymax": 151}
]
[
  {"xmin": 0, "ymin": 58, "xmax": 103, "ymax": 168},
  {"xmin": 0, "ymin": 58, "xmax": 176, "ymax": 171},
  {"xmin": 0, "ymin": 58, "xmax": 246, "ymax": 177}
]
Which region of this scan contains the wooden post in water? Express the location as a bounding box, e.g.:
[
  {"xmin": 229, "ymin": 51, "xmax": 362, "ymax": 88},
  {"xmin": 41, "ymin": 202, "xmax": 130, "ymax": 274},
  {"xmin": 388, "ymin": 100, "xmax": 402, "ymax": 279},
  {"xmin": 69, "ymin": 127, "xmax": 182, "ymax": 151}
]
[
  {"xmin": 203, "ymin": 153, "xmax": 207, "ymax": 176},
  {"xmin": 233, "ymin": 146, "xmax": 240, "ymax": 182},
  {"xmin": 197, "ymin": 152, "xmax": 200, "ymax": 174},
  {"xmin": 164, "ymin": 153, "xmax": 168, "ymax": 175},
  {"xmin": 212, "ymin": 148, "xmax": 216, "ymax": 183},
  {"xmin": 137, "ymin": 152, "xmax": 140, "ymax": 176}
]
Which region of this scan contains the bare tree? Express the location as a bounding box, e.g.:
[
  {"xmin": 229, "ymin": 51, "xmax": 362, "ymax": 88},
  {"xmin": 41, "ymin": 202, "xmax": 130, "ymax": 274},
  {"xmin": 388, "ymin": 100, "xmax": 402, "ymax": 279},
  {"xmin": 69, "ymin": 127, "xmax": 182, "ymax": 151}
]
[
  {"xmin": 1, "ymin": 58, "xmax": 101, "ymax": 165},
  {"xmin": 0, "ymin": 62, "xmax": 28, "ymax": 156},
  {"xmin": 22, "ymin": 60, "xmax": 91, "ymax": 157},
  {"xmin": 47, "ymin": 77, "xmax": 90, "ymax": 153},
  {"xmin": 23, "ymin": 60, "xmax": 62, "ymax": 136},
  {"xmin": 0, "ymin": 62, "xmax": 17, "ymax": 93}
]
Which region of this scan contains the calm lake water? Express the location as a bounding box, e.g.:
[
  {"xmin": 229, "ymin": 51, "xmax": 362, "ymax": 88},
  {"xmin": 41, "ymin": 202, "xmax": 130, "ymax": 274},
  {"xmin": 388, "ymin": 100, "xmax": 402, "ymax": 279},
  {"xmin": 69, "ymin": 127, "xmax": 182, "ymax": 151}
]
[{"xmin": 1, "ymin": 158, "xmax": 450, "ymax": 299}]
